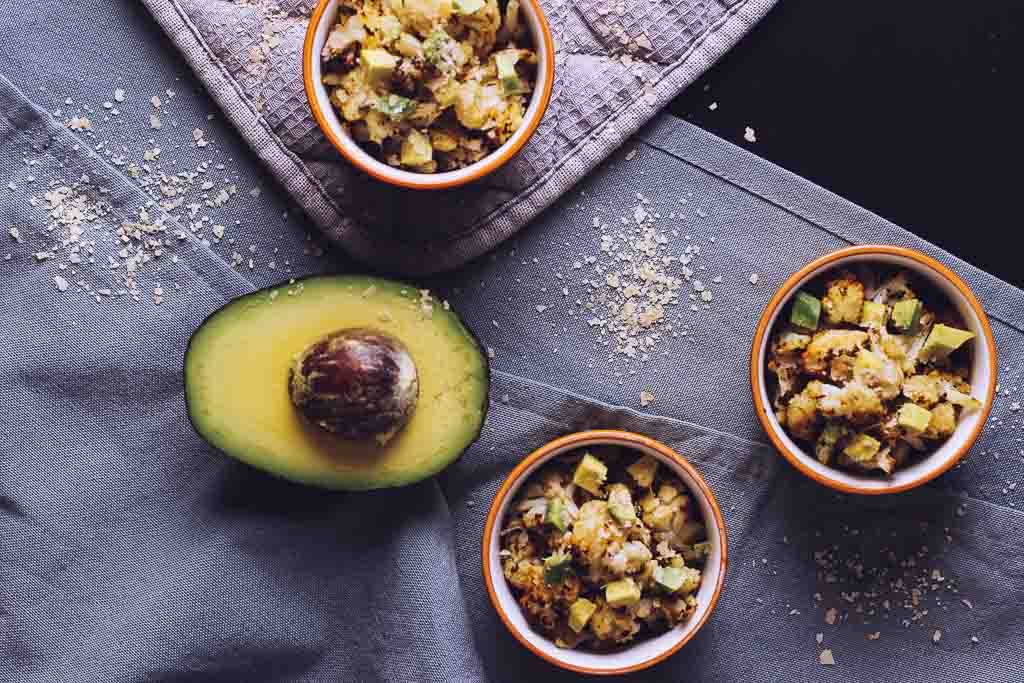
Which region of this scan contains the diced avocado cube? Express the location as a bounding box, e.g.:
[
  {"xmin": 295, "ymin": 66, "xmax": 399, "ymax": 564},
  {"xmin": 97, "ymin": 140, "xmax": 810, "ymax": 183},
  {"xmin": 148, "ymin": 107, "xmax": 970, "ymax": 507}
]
[
  {"xmin": 653, "ymin": 565, "xmax": 685, "ymax": 592},
  {"xmin": 859, "ymin": 301, "xmax": 889, "ymax": 328},
  {"xmin": 626, "ymin": 455, "xmax": 659, "ymax": 488},
  {"xmin": 654, "ymin": 564, "xmax": 701, "ymax": 594},
  {"xmin": 605, "ymin": 578, "xmax": 642, "ymax": 607},
  {"xmin": 361, "ymin": 48, "xmax": 399, "ymax": 87},
  {"xmin": 843, "ymin": 433, "xmax": 881, "ymax": 463},
  {"xmin": 890, "ymin": 299, "xmax": 923, "ymax": 334},
  {"xmin": 790, "ymin": 291, "xmax": 822, "ymax": 330},
  {"xmin": 494, "ymin": 50, "xmax": 524, "ymax": 96},
  {"xmin": 568, "ymin": 598, "xmax": 597, "ymax": 633},
  {"xmin": 545, "ymin": 498, "xmax": 570, "ymax": 532},
  {"xmin": 898, "ymin": 402, "xmax": 933, "ymax": 433},
  {"xmin": 543, "ymin": 550, "xmax": 573, "ymax": 585},
  {"xmin": 453, "ymin": 0, "xmax": 485, "ymax": 14},
  {"xmin": 400, "ymin": 129, "xmax": 433, "ymax": 167},
  {"xmin": 945, "ymin": 387, "xmax": 981, "ymax": 413},
  {"xmin": 921, "ymin": 324, "xmax": 975, "ymax": 361},
  {"xmin": 607, "ymin": 483, "xmax": 636, "ymax": 524},
  {"xmin": 693, "ymin": 541, "xmax": 712, "ymax": 559},
  {"xmin": 572, "ymin": 453, "xmax": 607, "ymax": 496}
]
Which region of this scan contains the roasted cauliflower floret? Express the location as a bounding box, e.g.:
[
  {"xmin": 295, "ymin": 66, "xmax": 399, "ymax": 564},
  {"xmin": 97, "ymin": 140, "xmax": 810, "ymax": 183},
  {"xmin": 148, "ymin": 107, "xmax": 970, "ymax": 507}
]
[
  {"xmin": 902, "ymin": 373, "xmax": 942, "ymax": 406},
  {"xmin": 817, "ymin": 380, "xmax": 885, "ymax": 424},
  {"xmin": 829, "ymin": 354, "xmax": 856, "ymax": 383},
  {"xmin": 768, "ymin": 353, "xmax": 803, "ymax": 401},
  {"xmin": 785, "ymin": 382, "xmax": 824, "ymax": 441},
  {"xmin": 803, "ymin": 329, "xmax": 869, "ymax": 374},
  {"xmin": 822, "ymin": 273, "xmax": 865, "ymax": 325},
  {"xmin": 774, "ymin": 330, "xmax": 813, "ymax": 354},
  {"xmin": 923, "ymin": 401, "xmax": 957, "ymax": 439},
  {"xmin": 852, "ymin": 348, "xmax": 904, "ymax": 400}
]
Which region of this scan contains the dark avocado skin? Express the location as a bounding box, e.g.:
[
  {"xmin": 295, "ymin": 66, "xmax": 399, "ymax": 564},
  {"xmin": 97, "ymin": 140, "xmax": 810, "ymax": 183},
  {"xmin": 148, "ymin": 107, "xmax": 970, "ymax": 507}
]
[{"xmin": 182, "ymin": 274, "xmax": 491, "ymax": 489}]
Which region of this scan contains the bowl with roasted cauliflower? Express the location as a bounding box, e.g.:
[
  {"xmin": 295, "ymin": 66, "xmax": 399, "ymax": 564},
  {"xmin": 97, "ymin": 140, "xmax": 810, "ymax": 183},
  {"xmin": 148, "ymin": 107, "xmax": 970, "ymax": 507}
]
[
  {"xmin": 482, "ymin": 430, "xmax": 727, "ymax": 675},
  {"xmin": 304, "ymin": 0, "xmax": 554, "ymax": 189},
  {"xmin": 751, "ymin": 245, "xmax": 997, "ymax": 495}
]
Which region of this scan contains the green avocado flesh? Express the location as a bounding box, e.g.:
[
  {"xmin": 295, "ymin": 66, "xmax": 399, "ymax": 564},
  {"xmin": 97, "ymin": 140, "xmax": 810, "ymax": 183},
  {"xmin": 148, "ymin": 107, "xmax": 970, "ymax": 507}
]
[
  {"xmin": 790, "ymin": 291, "xmax": 821, "ymax": 330},
  {"xmin": 184, "ymin": 275, "xmax": 489, "ymax": 490}
]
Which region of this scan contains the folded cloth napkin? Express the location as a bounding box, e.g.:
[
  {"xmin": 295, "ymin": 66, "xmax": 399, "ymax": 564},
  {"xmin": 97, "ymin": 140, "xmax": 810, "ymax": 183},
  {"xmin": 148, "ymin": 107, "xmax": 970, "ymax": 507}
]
[
  {"xmin": 1, "ymin": 52, "xmax": 1022, "ymax": 680},
  {"xmin": 139, "ymin": 0, "xmax": 777, "ymax": 274}
]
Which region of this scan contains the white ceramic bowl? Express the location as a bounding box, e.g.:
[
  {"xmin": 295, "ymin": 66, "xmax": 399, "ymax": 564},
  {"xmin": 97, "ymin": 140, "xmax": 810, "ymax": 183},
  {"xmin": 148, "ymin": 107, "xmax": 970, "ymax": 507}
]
[
  {"xmin": 751, "ymin": 245, "xmax": 997, "ymax": 495},
  {"xmin": 303, "ymin": 0, "xmax": 556, "ymax": 190},
  {"xmin": 482, "ymin": 430, "xmax": 728, "ymax": 675}
]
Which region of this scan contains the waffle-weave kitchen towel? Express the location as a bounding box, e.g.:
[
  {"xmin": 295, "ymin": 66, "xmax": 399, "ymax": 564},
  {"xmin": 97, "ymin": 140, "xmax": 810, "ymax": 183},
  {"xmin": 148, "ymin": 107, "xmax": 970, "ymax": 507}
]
[{"xmin": 140, "ymin": 0, "xmax": 777, "ymax": 274}]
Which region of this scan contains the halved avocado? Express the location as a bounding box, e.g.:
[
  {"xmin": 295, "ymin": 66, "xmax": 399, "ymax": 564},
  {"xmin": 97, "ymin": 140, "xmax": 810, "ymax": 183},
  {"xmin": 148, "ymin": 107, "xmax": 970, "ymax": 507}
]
[{"xmin": 184, "ymin": 275, "xmax": 489, "ymax": 490}]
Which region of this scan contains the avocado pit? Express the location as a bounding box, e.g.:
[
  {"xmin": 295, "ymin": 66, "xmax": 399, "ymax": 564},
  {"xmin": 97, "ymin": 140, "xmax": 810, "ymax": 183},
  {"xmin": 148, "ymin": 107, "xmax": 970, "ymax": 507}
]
[{"xmin": 288, "ymin": 328, "xmax": 419, "ymax": 445}]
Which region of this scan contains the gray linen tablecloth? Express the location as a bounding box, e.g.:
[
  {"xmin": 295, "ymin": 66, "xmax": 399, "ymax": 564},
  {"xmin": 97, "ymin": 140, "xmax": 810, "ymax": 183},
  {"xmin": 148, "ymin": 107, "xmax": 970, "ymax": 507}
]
[{"xmin": 2, "ymin": 2, "xmax": 1023, "ymax": 682}]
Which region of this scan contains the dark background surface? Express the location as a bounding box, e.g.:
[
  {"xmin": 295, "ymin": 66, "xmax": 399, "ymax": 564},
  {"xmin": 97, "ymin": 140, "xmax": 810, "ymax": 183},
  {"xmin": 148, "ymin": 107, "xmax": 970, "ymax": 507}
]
[{"xmin": 669, "ymin": 0, "xmax": 1024, "ymax": 289}]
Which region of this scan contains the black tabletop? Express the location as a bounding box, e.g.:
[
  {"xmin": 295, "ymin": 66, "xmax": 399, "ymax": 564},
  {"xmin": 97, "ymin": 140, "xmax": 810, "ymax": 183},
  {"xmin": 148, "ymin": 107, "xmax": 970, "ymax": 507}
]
[{"xmin": 670, "ymin": 0, "xmax": 1024, "ymax": 289}]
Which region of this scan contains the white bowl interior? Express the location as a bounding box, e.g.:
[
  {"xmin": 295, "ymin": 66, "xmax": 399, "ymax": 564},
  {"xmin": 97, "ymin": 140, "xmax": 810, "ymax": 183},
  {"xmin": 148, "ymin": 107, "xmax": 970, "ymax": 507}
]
[
  {"xmin": 755, "ymin": 253, "xmax": 994, "ymax": 492},
  {"xmin": 309, "ymin": 0, "xmax": 552, "ymax": 187},
  {"xmin": 487, "ymin": 438, "xmax": 725, "ymax": 673}
]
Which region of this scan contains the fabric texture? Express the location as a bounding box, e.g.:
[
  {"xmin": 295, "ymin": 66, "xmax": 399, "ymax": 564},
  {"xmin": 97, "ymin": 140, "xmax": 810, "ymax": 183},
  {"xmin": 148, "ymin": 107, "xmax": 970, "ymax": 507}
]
[
  {"xmin": 2, "ymin": 2, "xmax": 1023, "ymax": 682},
  {"xmin": 137, "ymin": 0, "xmax": 777, "ymax": 274}
]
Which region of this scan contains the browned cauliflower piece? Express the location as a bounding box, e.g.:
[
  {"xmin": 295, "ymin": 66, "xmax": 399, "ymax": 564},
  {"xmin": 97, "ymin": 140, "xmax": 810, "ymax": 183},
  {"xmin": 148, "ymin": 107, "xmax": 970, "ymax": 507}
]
[
  {"xmin": 852, "ymin": 348, "xmax": 904, "ymax": 400},
  {"xmin": 902, "ymin": 373, "xmax": 943, "ymax": 406},
  {"xmin": 822, "ymin": 273, "xmax": 865, "ymax": 325},
  {"xmin": 769, "ymin": 353, "xmax": 803, "ymax": 401},
  {"xmin": 773, "ymin": 330, "xmax": 813, "ymax": 354},
  {"xmin": 590, "ymin": 602, "xmax": 640, "ymax": 644},
  {"xmin": 803, "ymin": 329, "xmax": 869, "ymax": 375},
  {"xmin": 923, "ymin": 401, "xmax": 957, "ymax": 439},
  {"xmin": 816, "ymin": 380, "xmax": 885, "ymax": 424},
  {"xmin": 785, "ymin": 382, "xmax": 824, "ymax": 441},
  {"xmin": 829, "ymin": 354, "xmax": 856, "ymax": 383},
  {"xmin": 878, "ymin": 328, "xmax": 909, "ymax": 362}
]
